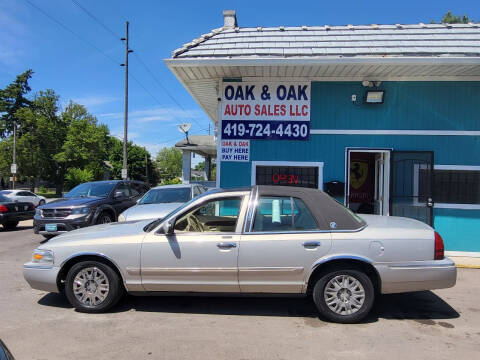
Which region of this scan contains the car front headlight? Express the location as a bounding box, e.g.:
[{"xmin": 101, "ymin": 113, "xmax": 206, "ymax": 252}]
[
  {"xmin": 118, "ymin": 213, "xmax": 126, "ymax": 222},
  {"xmin": 71, "ymin": 207, "xmax": 91, "ymax": 215},
  {"xmin": 32, "ymin": 249, "xmax": 54, "ymax": 265},
  {"xmin": 35, "ymin": 208, "xmax": 42, "ymax": 216}
]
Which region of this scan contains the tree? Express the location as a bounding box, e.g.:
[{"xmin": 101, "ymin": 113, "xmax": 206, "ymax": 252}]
[
  {"xmin": 107, "ymin": 137, "xmax": 159, "ymax": 185},
  {"xmin": 65, "ymin": 168, "xmax": 94, "ymax": 190},
  {"xmin": 194, "ymin": 161, "xmax": 205, "ymax": 171},
  {"xmin": 156, "ymin": 147, "xmax": 182, "ymax": 182},
  {"xmin": 4, "ymin": 90, "xmax": 63, "ymax": 191},
  {"xmin": 54, "ymin": 102, "xmax": 110, "ymax": 183},
  {"xmin": 431, "ymin": 11, "xmax": 474, "ymax": 24},
  {"xmin": 0, "ymin": 70, "xmax": 33, "ymax": 138}
]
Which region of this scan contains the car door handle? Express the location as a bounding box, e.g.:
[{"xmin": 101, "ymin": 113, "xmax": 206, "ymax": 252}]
[
  {"xmin": 303, "ymin": 241, "xmax": 321, "ymax": 247},
  {"xmin": 217, "ymin": 242, "xmax": 237, "ymax": 249}
]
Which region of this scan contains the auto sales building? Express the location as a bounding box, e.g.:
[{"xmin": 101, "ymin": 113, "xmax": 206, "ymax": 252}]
[{"xmin": 166, "ymin": 11, "xmax": 480, "ymax": 253}]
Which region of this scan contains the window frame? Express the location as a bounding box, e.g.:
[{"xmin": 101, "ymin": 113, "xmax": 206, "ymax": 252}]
[
  {"xmin": 414, "ymin": 164, "xmax": 480, "ymax": 210},
  {"xmin": 249, "ymin": 195, "xmax": 321, "ymax": 234},
  {"xmin": 167, "ymin": 193, "xmax": 249, "ymax": 235}
]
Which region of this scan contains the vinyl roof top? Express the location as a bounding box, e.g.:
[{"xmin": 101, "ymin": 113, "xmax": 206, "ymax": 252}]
[{"xmin": 172, "ymin": 22, "xmax": 480, "ymax": 59}]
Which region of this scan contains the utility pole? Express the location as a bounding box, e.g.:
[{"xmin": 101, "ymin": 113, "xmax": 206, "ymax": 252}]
[
  {"xmin": 11, "ymin": 121, "xmax": 17, "ymax": 189},
  {"xmin": 120, "ymin": 21, "xmax": 133, "ymax": 180},
  {"xmin": 145, "ymin": 151, "xmax": 149, "ymax": 184}
]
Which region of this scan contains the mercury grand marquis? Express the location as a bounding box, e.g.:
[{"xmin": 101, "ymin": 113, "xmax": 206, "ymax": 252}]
[{"xmin": 24, "ymin": 186, "xmax": 456, "ymax": 323}]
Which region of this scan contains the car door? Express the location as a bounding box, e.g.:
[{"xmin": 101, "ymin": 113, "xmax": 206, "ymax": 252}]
[
  {"xmin": 239, "ymin": 195, "xmax": 332, "ymax": 293},
  {"xmin": 24, "ymin": 191, "xmax": 39, "ymax": 206},
  {"xmin": 141, "ymin": 192, "xmax": 249, "ymax": 292}
]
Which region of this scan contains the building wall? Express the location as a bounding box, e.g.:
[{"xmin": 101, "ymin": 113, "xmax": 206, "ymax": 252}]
[{"xmin": 219, "ymin": 81, "xmax": 480, "ymax": 252}]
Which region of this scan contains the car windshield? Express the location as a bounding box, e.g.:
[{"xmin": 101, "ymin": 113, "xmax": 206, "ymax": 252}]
[
  {"xmin": 139, "ymin": 187, "xmax": 191, "ymax": 204},
  {"xmin": 0, "ymin": 191, "xmax": 12, "ymax": 195},
  {"xmin": 64, "ymin": 182, "xmax": 116, "ymax": 198}
]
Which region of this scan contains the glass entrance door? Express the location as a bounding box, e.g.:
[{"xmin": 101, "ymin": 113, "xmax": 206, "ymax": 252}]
[{"xmin": 390, "ymin": 151, "xmax": 434, "ymax": 226}]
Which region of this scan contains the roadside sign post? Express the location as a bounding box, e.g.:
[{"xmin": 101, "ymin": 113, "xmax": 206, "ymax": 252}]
[
  {"xmin": 121, "ymin": 168, "xmax": 128, "ymax": 180},
  {"xmin": 11, "ymin": 163, "xmax": 17, "ymax": 189}
]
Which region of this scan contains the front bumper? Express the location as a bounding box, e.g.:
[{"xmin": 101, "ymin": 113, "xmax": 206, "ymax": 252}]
[
  {"xmin": 377, "ymin": 257, "xmax": 457, "ymax": 294},
  {"xmin": 34, "ymin": 214, "xmax": 92, "ymax": 235},
  {"xmin": 23, "ymin": 263, "xmax": 60, "ymax": 293},
  {"xmin": 0, "ymin": 211, "xmax": 35, "ymax": 224}
]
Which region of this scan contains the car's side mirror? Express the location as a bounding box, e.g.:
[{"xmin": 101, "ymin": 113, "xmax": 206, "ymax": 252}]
[
  {"xmin": 114, "ymin": 191, "xmax": 125, "ymax": 199},
  {"xmin": 161, "ymin": 221, "xmax": 174, "ymax": 235}
]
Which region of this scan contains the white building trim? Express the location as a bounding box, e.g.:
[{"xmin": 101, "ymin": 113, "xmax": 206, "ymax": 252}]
[
  {"xmin": 251, "ymin": 161, "xmax": 324, "ymax": 190},
  {"xmin": 310, "ymin": 129, "xmax": 480, "ymax": 136}
]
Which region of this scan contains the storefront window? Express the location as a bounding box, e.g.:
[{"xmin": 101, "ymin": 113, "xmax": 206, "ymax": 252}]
[{"xmin": 255, "ymin": 166, "xmax": 318, "ymax": 188}]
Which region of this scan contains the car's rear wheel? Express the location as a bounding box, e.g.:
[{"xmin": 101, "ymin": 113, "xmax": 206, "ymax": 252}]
[
  {"xmin": 65, "ymin": 261, "xmax": 123, "ymax": 313},
  {"xmin": 38, "ymin": 200, "xmax": 46, "ymax": 206},
  {"xmin": 96, "ymin": 212, "xmax": 113, "ymax": 224},
  {"xmin": 312, "ymin": 268, "xmax": 374, "ymax": 323},
  {"xmin": 3, "ymin": 221, "xmax": 19, "ymax": 230}
]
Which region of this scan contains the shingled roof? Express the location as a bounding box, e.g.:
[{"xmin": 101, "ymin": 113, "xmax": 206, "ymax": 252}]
[
  {"xmin": 166, "ymin": 11, "xmax": 480, "ymax": 123},
  {"xmin": 173, "ymin": 13, "xmax": 480, "ymax": 59}
]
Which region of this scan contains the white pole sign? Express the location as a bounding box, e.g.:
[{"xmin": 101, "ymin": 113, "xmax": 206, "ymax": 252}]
[{"xmin": 221, "ymin": 82, "xmax": 311, "ymax": 141}]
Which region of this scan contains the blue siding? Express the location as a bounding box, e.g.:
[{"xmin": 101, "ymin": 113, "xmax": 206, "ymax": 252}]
[
  {"xmin": 434, "ymin": 209, "xmax": 480, "ymax": 252},
  {"xmin": 219, "ymin": 81, "xmax": 480, "ymax": 252},
  {"xmin": 310, "ymin": 81, "xmax": 480, "ymax": 130}
]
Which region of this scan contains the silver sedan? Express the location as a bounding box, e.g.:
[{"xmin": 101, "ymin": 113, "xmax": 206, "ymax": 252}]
[
  {"xmin": 117, "ymin": 184, "xmax": 206, "ymax": 222},
  {"xmin": 24, "ymin": 185, "xmax": 456, "ymax": 323}
]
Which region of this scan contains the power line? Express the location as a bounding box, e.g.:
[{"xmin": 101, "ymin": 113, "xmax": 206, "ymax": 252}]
[
  {"xmin": 23, "ymin": 0, "xmax": 120, "ymax": 66},
  {"xmin": 132, "ymin": 53, "xmax": 209, "ymax": 131},
  {"xmin": 67, "ymin": 0, "xmax": 209, "ymax": 132},
  {"xmin": 70, "ymin": 0, "xmax": 121, "ymax": 40}
]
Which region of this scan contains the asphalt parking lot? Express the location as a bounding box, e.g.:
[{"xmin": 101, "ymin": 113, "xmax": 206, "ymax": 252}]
[{"xmin": 1, "ymin": 223, "xmax": 479, "ymax": 360}]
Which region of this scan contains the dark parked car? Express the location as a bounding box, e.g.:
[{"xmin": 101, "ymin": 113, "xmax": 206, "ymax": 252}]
[
  {"xmin": 34, "ymin": 180, "xmax": 149, "ymax": 238},
  {"xmin": 0, "ymin": 194, "xmax": 35, "ymax": 230}
]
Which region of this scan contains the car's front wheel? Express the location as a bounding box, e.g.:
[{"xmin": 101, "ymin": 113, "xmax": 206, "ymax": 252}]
[
  {"xmin": 65, "ymin": 261, "xmax": 124, "ymax": 313},
  {"xmin": 96, "ymin": 211, "xmax": 113, "ymax": 224},
  {"xmin": 312, "ymin": 267, "xmax": 374, "ymax": 323}
]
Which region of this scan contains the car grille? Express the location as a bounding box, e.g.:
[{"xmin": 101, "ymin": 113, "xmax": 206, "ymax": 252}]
[{"xmin": 42, "ymin": 208, "xmax": 72, "ymax": 218}]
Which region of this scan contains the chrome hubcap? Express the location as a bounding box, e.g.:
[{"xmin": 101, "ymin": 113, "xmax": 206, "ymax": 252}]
[
  {"xmin": 324, "ymin": 275, "xmax": 365, "ymax": 315},
  {"xmin": 101, "ymin": 216, "xmax": 111, "ymax": 224},
  {"xmin": 73, "ymin": 267, "xmax": 110, "ymax": 307}
]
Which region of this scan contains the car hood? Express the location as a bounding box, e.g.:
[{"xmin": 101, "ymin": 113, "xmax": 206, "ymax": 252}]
[
  {"xmin": 121, "ymin": 202, "xmax": 184, "ymax": 221},
  {"xmin": 40, "ymin": 197, "xmax": 103, "ymax": 208},
  {"xmin": 43, "ymin": 219, "xmax": 152, "ymax": 246}
]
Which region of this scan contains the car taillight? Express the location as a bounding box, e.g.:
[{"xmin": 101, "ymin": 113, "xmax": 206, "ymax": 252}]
[
  {"xmin": 0, "ymin": 205, "xmax": 7, "ymax": 213},
  {"xmin": 434, "ymin": 231, "xmax": 444, "ymax": 260}
]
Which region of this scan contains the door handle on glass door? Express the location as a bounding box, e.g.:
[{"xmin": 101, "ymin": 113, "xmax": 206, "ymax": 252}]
[
  {"xmin": 217, "ymin": 242, "xmax": 237, "ymax": 249},
  {"xmin": 303, "ymin": 241, "xmax": 321, "ymax": 247}
]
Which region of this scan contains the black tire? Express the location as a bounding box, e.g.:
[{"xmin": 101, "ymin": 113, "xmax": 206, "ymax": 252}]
[
  {"xmin": 39, "ymin": 200, "xmax": 46, "ymax": 206},
  {"xmin": 312, "ymin": 267, "xmax": 374, "ymax": 323},
  {"xmin": 42, "ymin": 234, "xmax": 55, "ymax": 240},
  {"xmin": 65, "ymin": 261, "xmax": 124, "ymax": 313},
  {"xmin": 3, "ymin": 221, "xmax": 19, "ymax": 230},
  {"xmin": 96, "ymin": 211, "xmax": 113, "ymax": 224}
]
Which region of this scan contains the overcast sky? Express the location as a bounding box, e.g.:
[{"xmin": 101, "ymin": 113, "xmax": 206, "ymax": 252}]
[{"xmin": 1, "ymin": 0, "xmax": 478, "ymax": 156}]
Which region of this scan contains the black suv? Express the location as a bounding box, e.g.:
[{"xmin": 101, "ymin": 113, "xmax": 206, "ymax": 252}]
[{"xmin": 34, "ymin": 180, "xmax": 149, "ymax": 238}]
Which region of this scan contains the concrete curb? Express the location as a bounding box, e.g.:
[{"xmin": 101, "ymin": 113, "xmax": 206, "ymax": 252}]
[{"xmin": 448, "ymin": 256, "xmax": 480, "ymax": 269}]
